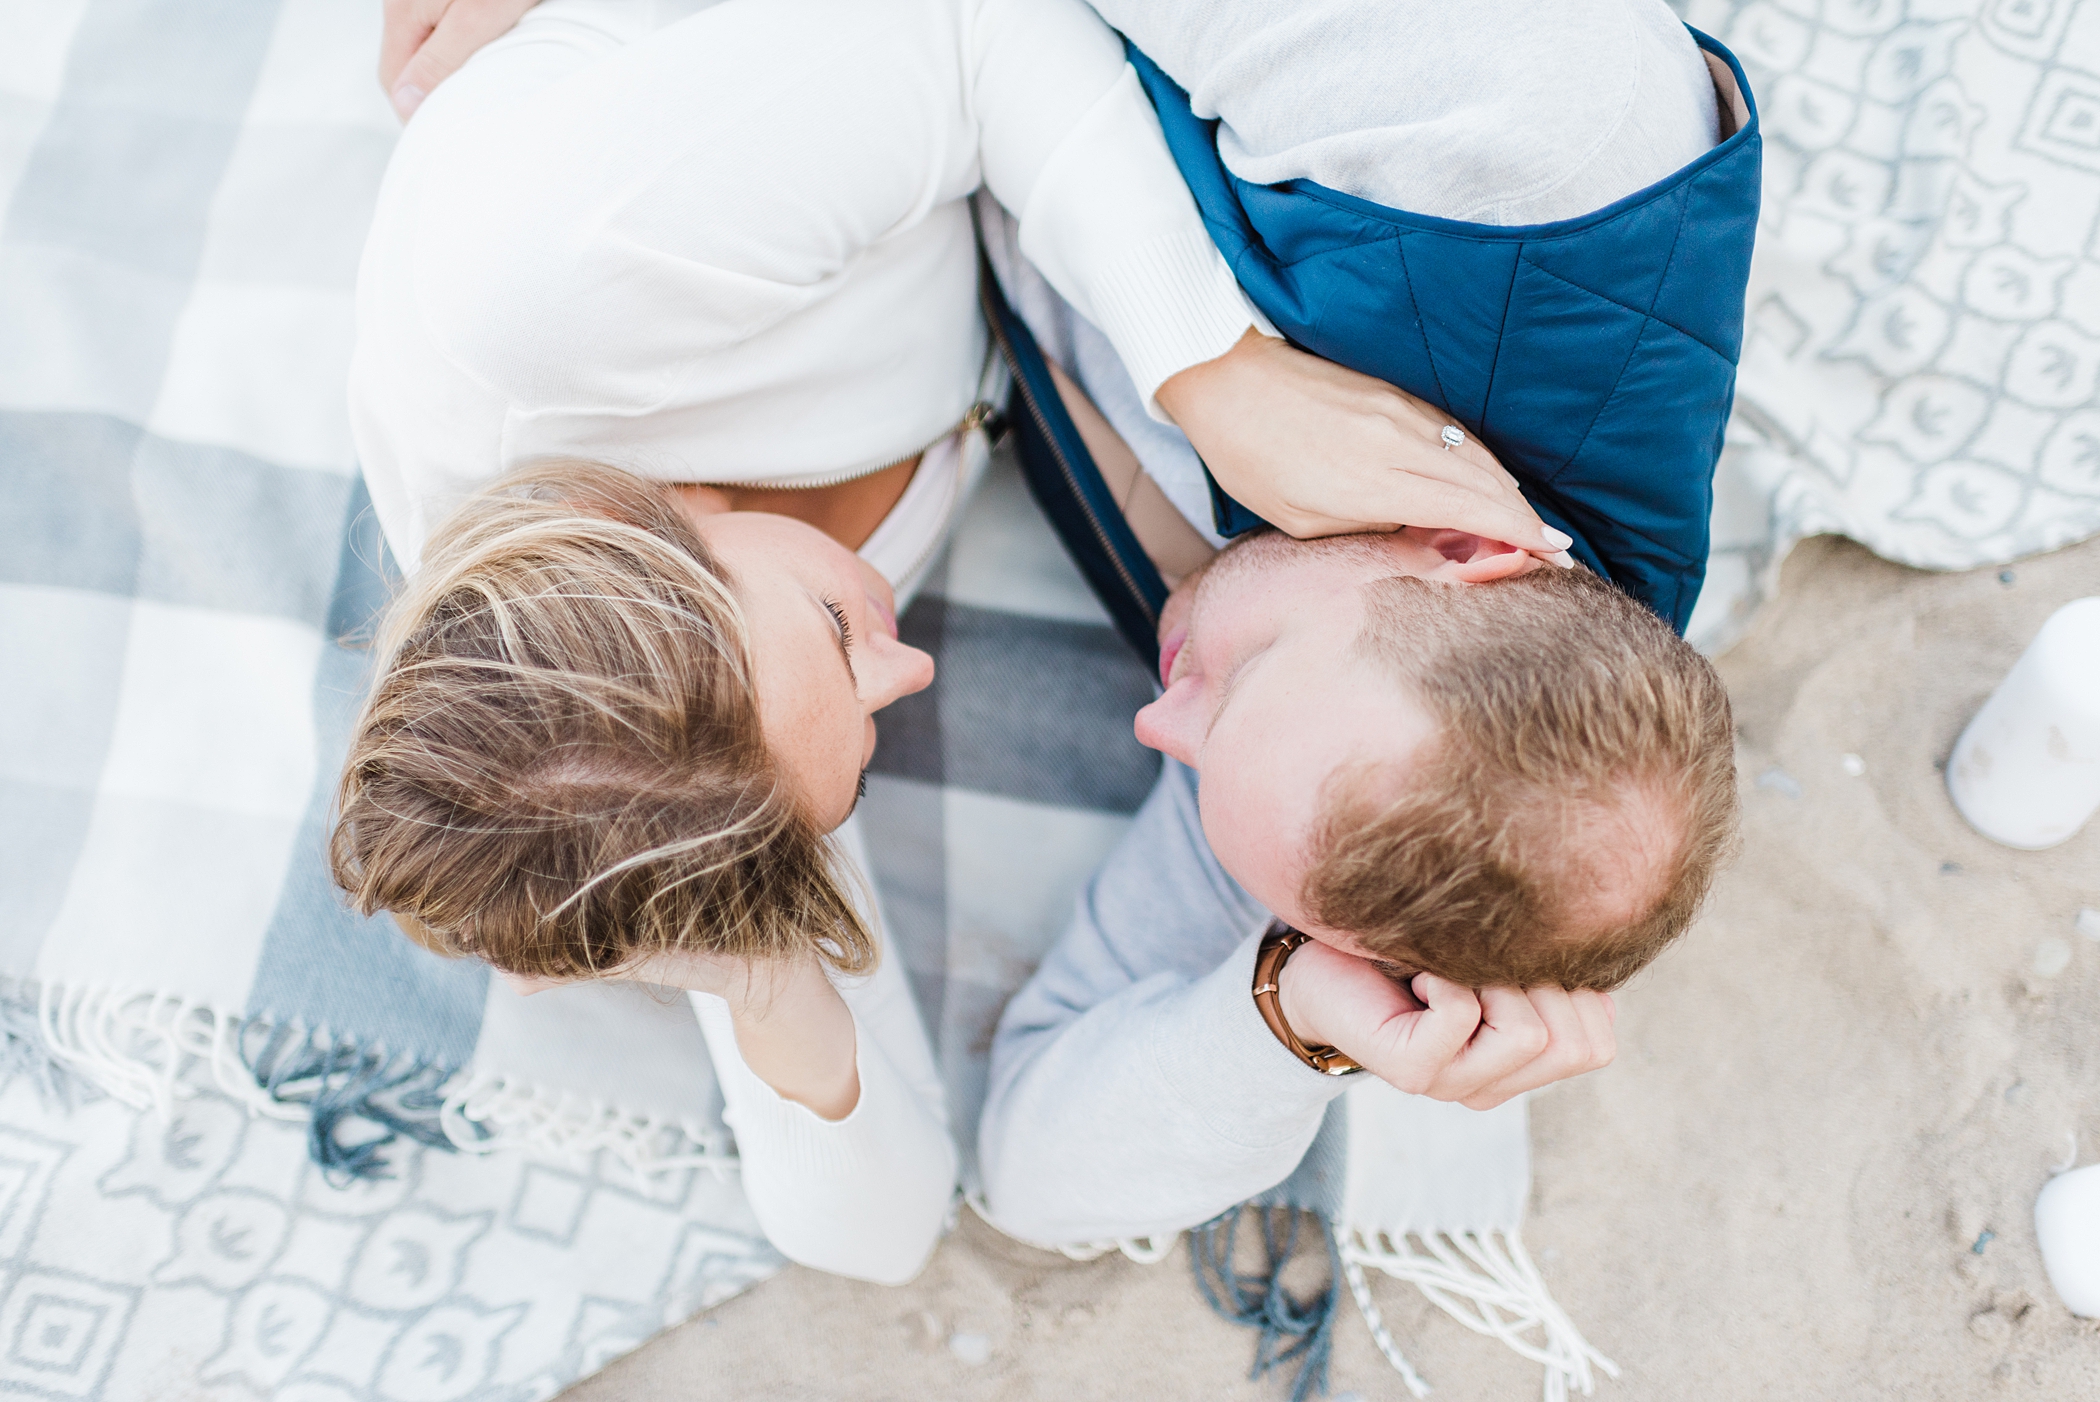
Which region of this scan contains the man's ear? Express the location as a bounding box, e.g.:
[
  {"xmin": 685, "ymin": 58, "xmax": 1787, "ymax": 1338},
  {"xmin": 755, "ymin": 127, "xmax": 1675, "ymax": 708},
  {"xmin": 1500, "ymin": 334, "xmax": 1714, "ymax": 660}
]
[{"xmin": 1407, "ymin": 528, "xmax": 1545, "ymax": 583}]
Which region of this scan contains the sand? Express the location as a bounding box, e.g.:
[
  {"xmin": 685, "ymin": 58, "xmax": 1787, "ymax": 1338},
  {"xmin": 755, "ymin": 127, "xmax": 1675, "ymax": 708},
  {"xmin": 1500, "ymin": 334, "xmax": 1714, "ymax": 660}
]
[{"xmin": 562, "ymin": 530, "xmax": 2100, "ymax": 1402}]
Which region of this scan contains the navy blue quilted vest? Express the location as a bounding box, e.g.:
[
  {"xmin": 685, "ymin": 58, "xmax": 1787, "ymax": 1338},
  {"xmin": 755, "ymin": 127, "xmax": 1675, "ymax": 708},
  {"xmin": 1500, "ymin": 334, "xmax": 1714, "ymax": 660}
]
[
  {"xmin": 987, "ymin": 29, "xmax": 1760, "ymax": 665},
  {"xmin": 1131, "ymin": 29, "xmax": 1761, "ymax": 633}
]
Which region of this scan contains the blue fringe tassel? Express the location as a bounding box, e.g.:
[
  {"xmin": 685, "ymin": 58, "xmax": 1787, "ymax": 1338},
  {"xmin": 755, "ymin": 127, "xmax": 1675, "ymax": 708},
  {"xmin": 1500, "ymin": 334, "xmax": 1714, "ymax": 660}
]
[
  {"xmin": 1190, "ymin": 1205, "xmax": 1342, "ymax": 1402},
  {"xmin": 241, "ymin": 1020, "xmax": 458, "ymax": 1183}
]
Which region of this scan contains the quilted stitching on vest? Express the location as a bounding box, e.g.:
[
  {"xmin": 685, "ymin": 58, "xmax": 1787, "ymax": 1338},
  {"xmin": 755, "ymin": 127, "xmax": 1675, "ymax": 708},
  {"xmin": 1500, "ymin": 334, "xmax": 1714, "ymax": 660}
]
[{"xmin": 1131, "ymin": 32, "xmax": 1762, "ymax": 634}]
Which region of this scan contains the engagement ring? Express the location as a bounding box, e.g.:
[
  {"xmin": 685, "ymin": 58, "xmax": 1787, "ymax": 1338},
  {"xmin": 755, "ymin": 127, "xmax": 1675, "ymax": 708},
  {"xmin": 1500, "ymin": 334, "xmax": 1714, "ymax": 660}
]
[{"xmin": 1441, "ymin": 424, "xmax": 1465, "ymax": 450}]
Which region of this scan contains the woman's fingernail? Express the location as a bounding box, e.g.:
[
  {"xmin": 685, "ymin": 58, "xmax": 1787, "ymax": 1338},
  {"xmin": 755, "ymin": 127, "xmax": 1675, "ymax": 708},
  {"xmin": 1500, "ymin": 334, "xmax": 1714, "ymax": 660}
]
[
  {"xmin": 1541, "ymin": 526, "xmax": 1575, "ymax": 551},
  {"xmin": 391, "ymin": 83, "xmax": 426, "ymax": 120},
  {"xmin": 1552, "ymin": 550, "xmax": 1575, "ymax": 569}
]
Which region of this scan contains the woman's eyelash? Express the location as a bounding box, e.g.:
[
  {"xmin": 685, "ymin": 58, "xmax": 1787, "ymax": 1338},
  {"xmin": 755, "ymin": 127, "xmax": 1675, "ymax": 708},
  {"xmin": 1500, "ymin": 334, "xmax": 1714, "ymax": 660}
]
[{"xmin": 822, "ymin": 596, "xmax": 854, "ymax": 649}]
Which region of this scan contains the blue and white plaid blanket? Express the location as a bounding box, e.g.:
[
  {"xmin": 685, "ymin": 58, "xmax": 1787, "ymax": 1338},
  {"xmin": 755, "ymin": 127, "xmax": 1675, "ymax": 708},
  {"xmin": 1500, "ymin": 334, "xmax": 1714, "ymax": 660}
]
[
  {"xmin": 10, "ymin": 0, "xmax": 2095, "ymax": 1396},
  {"xmin": 0, "ymin": 1, "xmax": 1160, "ymax": 1394}
]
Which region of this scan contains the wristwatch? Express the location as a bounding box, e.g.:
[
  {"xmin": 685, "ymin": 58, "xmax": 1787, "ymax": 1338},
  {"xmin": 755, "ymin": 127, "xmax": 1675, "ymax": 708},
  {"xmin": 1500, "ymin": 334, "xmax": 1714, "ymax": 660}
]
[{"xmin": 1251, "ymin": 925, "xmax": 1362, "ymax": 1077}]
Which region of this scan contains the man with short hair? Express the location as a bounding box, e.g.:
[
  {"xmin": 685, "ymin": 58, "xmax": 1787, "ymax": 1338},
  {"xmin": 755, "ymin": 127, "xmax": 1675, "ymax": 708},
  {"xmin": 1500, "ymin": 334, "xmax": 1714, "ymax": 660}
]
[
  {"xmin": 973, "ymin": 0, "xmax": 1751, "ymax": 1247},
  {"xmin": 976, "ymin": 527, "xmax": 1737, "ymax": 1247}
]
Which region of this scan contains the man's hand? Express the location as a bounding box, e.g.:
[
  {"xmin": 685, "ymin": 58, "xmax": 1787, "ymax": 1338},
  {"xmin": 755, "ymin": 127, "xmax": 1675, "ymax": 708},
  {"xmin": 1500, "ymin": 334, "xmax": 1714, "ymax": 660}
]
[
  {"xmin": 1155, "ymin": 329, "xmax": 1573, "ymax": 565},
  {"xmin": 381, "ymin": 0, "xmax": 540, "ymax": 121},
  {"xmin": 1276, "ymin": 937, "xmax": 1614, "ymax": 1110}
]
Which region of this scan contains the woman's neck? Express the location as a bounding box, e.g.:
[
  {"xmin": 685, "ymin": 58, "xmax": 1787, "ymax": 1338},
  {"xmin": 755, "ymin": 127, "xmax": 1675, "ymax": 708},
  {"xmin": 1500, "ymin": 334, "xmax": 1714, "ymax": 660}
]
[{"xmin": 669, "ymin": 457, "xmax": 920, "ymax": 552}]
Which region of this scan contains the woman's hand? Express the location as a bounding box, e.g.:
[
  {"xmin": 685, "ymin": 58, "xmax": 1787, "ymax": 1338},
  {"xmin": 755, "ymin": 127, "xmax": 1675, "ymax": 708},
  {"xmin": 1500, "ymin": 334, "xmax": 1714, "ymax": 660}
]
[
  {"xmin": 1276, "ymin": 937, "xmax": 1615, "ymax": 1110},
  {"xmin": 1156, "ymin": 330, "xmax": 1574, "ymax": 563},
  {"xmin": 381, "ymin": 0, "xmax": 540, "ymax": 121},
  {"xmin": 642, "ymin": 949, "xmax": 863, "ymax": 1121}
]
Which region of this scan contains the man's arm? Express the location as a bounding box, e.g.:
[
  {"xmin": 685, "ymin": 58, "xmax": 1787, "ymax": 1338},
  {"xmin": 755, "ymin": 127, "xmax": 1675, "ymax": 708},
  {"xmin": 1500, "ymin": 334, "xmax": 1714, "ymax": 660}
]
[{"xmin": 978, "ymin": 762, "xmax": 1349, "ymax": 1246}]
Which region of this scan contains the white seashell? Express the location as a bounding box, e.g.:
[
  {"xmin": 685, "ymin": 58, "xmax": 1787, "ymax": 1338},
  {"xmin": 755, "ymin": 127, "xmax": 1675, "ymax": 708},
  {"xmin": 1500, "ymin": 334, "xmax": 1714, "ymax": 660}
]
[
  {"xmin": 1947, "ymin": 598, "xmax": 2100, "ymax": 849},
  {"xmin": 2035, "ymin": 1163, "xmax": 2100, "ymax": 1316}
]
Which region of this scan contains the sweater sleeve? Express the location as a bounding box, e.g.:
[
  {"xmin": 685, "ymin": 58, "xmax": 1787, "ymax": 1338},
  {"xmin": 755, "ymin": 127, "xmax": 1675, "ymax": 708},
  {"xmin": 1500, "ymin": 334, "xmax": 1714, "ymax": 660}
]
[
  {"xmin": 977, "ymin": 763, "xmax": 1347, "ymax": 1247},
  {"xmin": 689, "ymin": 819, "xmax": 957, "ymax": 1286},
  {"xmin": 965, "ymin": 0, "xmax": 1256, "ymax": 416}
]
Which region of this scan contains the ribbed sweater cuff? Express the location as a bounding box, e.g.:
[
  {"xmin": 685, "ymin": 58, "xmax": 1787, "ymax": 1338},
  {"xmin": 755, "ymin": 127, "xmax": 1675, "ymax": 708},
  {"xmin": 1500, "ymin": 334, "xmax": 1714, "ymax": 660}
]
[
  {"xmin": 1082, "ymin": 228, "xmax": 1258, "ymax": 422},
  {"xmin": 1148, "ymin": 928, "xmax": 1352, "ymax": 1150}
]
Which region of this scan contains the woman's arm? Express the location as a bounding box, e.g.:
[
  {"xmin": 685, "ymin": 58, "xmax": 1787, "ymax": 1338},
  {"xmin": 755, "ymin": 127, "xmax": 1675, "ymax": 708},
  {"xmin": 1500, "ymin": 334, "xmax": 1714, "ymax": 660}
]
[
  {"xmin": 679, "ymin": 818, "xmax": 957, "ymax": 1286},
  {"xmin": 702, "ymin": 956, "xmax": 862, "ymax": 1121},
  {"xmin": 690, "ymin": 948, "xmax": 958, "ymax": 1285},
  {"xmin": 381, "ymin": 0, "xmax": 540, "ymax": 120},
  {"xmin": 968, "ymin": 0, "xmax": 1254, "ymax": 416},
  {"xmin": 966, "ymin": 0, "xmax": 1564, "ymax": 556}
]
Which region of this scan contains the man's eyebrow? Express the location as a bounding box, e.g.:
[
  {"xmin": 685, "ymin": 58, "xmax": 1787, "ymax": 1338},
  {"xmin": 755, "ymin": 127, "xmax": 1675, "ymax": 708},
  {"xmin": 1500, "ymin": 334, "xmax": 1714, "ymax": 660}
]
[{"xmin": 1204, "ymin": 652, "xmax": 1257, "ymax": 741}]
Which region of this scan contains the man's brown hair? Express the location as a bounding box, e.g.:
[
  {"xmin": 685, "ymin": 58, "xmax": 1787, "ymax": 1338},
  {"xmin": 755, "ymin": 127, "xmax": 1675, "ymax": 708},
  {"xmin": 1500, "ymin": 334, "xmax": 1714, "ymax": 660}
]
[
  {"xmin": 329, "ymin": 461, "xmax": 874, "ymax": 981},
  {"xmin": 1303, "ymin": 565, "xmax": 1737, "ymax": 990}
]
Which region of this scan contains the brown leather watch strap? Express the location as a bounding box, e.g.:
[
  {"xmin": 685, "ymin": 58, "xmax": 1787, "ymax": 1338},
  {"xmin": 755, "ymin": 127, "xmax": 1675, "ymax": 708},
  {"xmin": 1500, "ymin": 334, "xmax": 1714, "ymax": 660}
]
[{"xmin": 1251, "ymin": 925, "xmax": 1362, "ymax": 1077}]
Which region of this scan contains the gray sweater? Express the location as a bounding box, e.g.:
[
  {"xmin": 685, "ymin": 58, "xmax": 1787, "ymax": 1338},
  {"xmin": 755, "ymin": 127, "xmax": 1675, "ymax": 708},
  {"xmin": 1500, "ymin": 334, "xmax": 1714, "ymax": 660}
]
[
  {"xmin": 1092, "ymin": 0, "xmax": 1719, "ymax": 223},
  {"xmin": 978, "ymin": 761, "xmax": 1348, "ymax": 1245}
]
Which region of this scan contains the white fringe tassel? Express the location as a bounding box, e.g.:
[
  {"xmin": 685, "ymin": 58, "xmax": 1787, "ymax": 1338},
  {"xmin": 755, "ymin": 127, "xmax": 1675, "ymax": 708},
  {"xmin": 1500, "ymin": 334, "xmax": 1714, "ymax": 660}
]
[
  {"xmin": 1340, "ymin": 1248, "xmax": 1432, "ymax": 1398},
  {"xmin": 1051, "ymin": 1234, "xmax": 1176, "ymax": 1265},
  {"xmin": 440, "ymin": 1071, "xmax": 737, "ymax": 1182},
  {"xmin": 23, "ymin": 979, "xmax": 737, "ymax": 1182},
  {"xmin": 33, "ymin": 982, "xmax": 305, "ymax": 1123},
  {"xmin": 1342, "ymin": 1226, "xmax": 1618, "ymax": 1402}
]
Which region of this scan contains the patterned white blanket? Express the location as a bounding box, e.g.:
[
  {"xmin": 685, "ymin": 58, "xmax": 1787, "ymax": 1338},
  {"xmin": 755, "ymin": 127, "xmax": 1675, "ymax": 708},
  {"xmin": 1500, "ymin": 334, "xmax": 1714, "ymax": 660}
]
[{"xmin": 1682, "ymin": 0, "xmax": 2100, "ymax": 650}]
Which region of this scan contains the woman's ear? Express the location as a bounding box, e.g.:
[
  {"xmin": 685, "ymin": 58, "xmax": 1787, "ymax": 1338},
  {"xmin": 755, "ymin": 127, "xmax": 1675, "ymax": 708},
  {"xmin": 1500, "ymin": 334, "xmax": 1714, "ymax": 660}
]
[{"xmin": 1407, "ymin": 528, "xmax": 1548, "ymax": 583}]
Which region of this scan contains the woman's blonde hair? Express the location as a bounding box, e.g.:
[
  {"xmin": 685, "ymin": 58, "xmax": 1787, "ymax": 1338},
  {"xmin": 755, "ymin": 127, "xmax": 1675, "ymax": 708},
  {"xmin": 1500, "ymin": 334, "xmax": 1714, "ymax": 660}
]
[{"xmin": 330, "ymin": 460, "xmax": 875, "ymax": 980}]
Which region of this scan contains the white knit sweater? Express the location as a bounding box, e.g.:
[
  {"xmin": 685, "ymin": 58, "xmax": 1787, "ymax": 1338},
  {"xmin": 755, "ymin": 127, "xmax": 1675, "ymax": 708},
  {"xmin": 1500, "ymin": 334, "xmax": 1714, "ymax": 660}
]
[{"xmin": 349, "ymin": 0, "xmax": 1257, "ymax": 571}]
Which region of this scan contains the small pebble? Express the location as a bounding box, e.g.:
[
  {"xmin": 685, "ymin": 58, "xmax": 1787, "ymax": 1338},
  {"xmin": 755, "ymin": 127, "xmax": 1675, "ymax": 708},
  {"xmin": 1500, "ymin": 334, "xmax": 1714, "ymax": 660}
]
[
  {"xmin": 1999, "ymin": 570, "xmax": 2017, "ymax": 586},
  {"xmin": 1757, "ymin": 766, "xmax": 1802, "ymax": 800},
  {"xmin": 1969, "ymin": 1309, "xmax": 2011, "ymax": 1342},
  {"xmin": 1841, "ymin": 753, "xmax": 1866, "ymax": 777},
  {"xmin": 2077, "ymin": 908, "xmax": 2100, "ymax": 942},
  {"xmin": 1941, "ymin": 862, "xmax": 1962, "ymax": 875},
  {"xmin": 949, "ymin": 1332, "xmax": 992, "ymax": 1366},
  {"xmin": 2034, "ymin": 938, "xmax": 2073, "ymax": 978},
  {"xmin": 1973, "ymin": 1228, "xmax": 1997, "ymax": 1255}
]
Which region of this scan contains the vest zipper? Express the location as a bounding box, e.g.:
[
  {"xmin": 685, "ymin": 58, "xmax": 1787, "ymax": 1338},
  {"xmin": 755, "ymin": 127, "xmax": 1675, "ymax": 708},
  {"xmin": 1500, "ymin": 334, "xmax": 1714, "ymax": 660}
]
[{"xmin": 979, "ymin": 302, "xmax": 1153, "ymax": 629}]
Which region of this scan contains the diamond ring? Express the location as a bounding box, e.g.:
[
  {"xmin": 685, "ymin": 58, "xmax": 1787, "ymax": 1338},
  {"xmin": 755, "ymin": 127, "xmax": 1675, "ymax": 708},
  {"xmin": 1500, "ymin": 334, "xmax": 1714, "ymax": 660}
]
[{"xmin": 1440, "ymin": 425, "xmax": 1465, "ymax": 451}]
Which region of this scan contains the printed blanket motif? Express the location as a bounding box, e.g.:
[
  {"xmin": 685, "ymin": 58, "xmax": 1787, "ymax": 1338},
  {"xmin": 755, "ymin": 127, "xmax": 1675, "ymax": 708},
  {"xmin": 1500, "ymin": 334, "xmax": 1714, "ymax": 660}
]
[{"xmin": 1682, "ymin": 0, "xmax": 2100, "ymax": 649}]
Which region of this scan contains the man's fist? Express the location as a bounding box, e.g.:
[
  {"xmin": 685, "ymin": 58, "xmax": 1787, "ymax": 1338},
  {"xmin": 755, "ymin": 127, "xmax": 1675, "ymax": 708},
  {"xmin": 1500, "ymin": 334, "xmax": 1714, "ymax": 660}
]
[
  {"xmin": 381, "ymin": 0, "xmax": 541, "ymax": 121},
  {"xmin": 1276, "ymin": 936, "xmax": 1615, "ymax": 1110}
]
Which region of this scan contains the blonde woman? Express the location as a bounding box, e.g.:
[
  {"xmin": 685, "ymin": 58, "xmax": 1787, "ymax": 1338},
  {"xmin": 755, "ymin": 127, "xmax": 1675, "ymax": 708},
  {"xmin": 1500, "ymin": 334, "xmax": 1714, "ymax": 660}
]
[{"xmin": 336, "ymin": 0, "xmax": 1559, "ymax": 1284}]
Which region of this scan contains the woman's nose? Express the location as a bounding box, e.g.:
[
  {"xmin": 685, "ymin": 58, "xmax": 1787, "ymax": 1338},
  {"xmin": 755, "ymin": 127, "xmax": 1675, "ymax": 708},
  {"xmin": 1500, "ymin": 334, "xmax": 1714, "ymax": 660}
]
[{"xmin": 861, "ymin": 633, "xmax": 936, "ymax": 714}]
